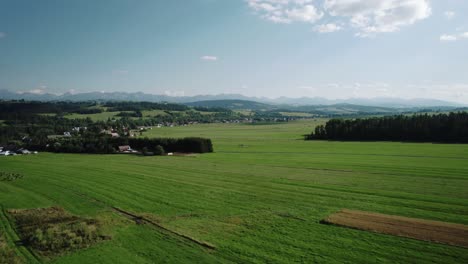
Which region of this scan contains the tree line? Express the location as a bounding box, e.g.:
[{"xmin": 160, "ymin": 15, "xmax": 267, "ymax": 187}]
[
  {"xmin": 306, "ymin": 112, "xmax": 468, "ymax": 143},
  {"xmin": 26, "ymin": 136, "xmax": 213, "ymax": 154}
]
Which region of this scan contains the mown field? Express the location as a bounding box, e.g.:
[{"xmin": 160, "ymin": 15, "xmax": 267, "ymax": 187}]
[{"xmin": 1, "ymin": 120, "xmax": 468, "ymax": 263}]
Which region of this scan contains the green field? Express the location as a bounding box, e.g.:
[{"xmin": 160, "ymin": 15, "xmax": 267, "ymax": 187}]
[
  {"xmin": 280, "ymin": 112, "xmax": 314, "ymax": 117},
  {"xmin": 1, "ymin": 121, "xmax": 468, "ymax": 263},
  {"xmin": 141, "ymin": 109, "xmax": 169, "ymax": 117},
  {"xmin": 63, "ymin": 111, "xmax": 122, "ymax": 121}
]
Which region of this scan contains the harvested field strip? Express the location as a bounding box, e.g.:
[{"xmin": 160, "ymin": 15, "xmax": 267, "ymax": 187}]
[{"xmin": 322, "ymin": 209, "xmax": 468, "ymax": 248}]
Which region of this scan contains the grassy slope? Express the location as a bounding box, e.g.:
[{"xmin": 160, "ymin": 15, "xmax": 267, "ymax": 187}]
[
  {"xmin": 63, "ymin": 112, "xmax": 122, "ymax": 121},
  {"xmin": 0, "ymin": 120, "xmax": 468, "ymax": 263}
]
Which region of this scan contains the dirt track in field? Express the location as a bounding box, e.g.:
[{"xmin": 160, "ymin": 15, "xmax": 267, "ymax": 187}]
[{"xmin": 321, "ymin": 209, "xmax": 468, "ymax": 248}]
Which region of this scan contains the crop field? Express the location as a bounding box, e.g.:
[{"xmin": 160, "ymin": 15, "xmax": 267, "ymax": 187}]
[{"xmin": 1, "ymin": 121, "xmax": 468, "ymax": 263}]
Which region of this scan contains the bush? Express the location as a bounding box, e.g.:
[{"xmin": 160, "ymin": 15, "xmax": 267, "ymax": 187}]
[
  {"xmin": 0, "ymin": 233, "xmax": 22, "ymax": 264},
  {"xmin": 8, "ymin": 207, "xmax": 108, "ymax": 257},
  {"xmin": 154, "ymin": 145, "xmax": 165, "ymax": 156}
]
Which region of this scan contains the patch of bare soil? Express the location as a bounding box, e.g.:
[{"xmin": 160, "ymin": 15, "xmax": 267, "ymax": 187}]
[
  {"xmin": 7, "ymin": 207, "xmax": 109, "ymax": 257},
  {"xmin": 173, "ymin": 152, "xmax": 198, "ymax": 157},
  {"xmin": 321, "ymin": 209, "xmax": 468, "ymax": 248}
]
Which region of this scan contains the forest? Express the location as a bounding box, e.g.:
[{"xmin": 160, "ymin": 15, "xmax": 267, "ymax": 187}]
[{"xmin": 307, "ymin": 112, "xmax": 468, "ymax": 143}]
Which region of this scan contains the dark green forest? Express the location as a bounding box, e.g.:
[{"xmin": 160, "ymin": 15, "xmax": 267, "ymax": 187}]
[{"xmin": 307, "ymin": 112, "xmax": 468, "ymax": 143}]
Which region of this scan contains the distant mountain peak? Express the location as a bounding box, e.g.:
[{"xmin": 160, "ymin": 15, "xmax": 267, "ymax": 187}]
[{"xmin": 0, "ymin": 89, "xmax": 464, "ymax": 108}]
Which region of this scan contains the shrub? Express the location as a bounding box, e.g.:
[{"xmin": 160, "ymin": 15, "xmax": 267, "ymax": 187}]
[
  {"xmin": 8, "ymin": 207, "xmax": 108, "ymax": 257},
  {"xmin": 0, "ymin": 233, "xmax": 22, "ymax": 264},
  {"xmin": 154, "ymin": 145, "xmax": 165, "ymax": 156}
]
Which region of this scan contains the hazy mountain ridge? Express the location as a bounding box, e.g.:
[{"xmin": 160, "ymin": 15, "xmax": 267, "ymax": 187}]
[{"xmin": 0, "ymin": 89, "xmax": 464, "ymax": 108}]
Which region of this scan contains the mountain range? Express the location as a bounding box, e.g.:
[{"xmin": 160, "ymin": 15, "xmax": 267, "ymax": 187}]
[{"xmin": 0, "ymin": 89, "xmax": 464, "ymax": 108}]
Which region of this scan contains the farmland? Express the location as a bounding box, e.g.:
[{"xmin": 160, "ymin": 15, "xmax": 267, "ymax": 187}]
[{"xmin": 1, "ymin": 121, "xmax": 468, "ymax": 263}]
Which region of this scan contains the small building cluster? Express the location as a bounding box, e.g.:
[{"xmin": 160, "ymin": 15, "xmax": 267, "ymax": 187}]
[
  {"xmin": 0, "ymin": 146, "xmax": 38, "ymax": 156},
  {"xmin": 118, "ymin": 145, "xmax": 138, "ymax": 153}
]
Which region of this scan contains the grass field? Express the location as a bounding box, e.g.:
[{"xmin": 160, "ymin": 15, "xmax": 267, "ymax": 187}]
[
  {"xmin": 1, "ymin": 121, "xmax": 468, "ymax": 263},
  {"xmin": 141, "ymin": 110, "xmax": 169, "ymax": 117},
  {"xmin": 279, "ymin": 112, "xmax": 314, "ymax": 117},
  {"xmin": 63, "ymin": 112, "xmax": 122, "ymax": 121}
]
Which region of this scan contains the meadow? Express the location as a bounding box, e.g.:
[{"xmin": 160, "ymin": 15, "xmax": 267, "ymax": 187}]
[{"xmin": 1, "ymin": 120, "xmax": 468, "ymax": 263}]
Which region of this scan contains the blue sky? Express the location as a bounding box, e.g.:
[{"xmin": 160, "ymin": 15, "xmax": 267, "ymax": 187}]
[{"xmin": 1, "ymin": 0, "xmax": 467, "ymax": 102}]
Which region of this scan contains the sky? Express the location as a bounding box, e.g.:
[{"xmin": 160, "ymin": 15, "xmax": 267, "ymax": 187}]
[{"xmin": 0, "ymin": 0, "xmax": 468, "ymax": 102}]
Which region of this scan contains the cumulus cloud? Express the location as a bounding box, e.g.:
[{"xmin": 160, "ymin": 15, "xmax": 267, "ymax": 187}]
[
  {"xmin": 247, "ymin": 0, "xmax": 323, "ymax": 24},
  {"xmin": 444, "ymin": 11, "xmax": 455, "ymax": 19},
  {"xmin": 164, "ymin": 90, "xmax": 185, "ymax": 97},
  {"xmin": 440, "ymin": 32, "xmax": 468, "ymax": 42},
  {"xmin": 29, "ymin": 89, "xmax": 46, "ymax": 94},
  {"xmin": 246, "ymin": 0, "xmax": 432, "ymax": 36},
  {"xmin": 324, "ymin": 0, "xmax": 431, "ymax": 37},
  {"xmin": 314, "ymin": 23, "xmax": 341, "ymax": 33},
  {"xmin": 440, "ymin": 34, "xmax": 457, "ymax": 42},
  {"xmin": 201, "ymin": 56, "xmax": 218, "ymax": 61},
  {"xmin": 17, "ymin": 88, "xmax": 47, "ymax": 95}
]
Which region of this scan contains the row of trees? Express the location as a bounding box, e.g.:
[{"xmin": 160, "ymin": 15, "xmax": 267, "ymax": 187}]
[
  {"xmin": 40, "ymin": 137, "xmax": 213, "ymax": 154},
  {"xmin": 114, "ymin": 137, "xmax": 213, "ymax": 153},
  {"xmin": 0, "ymin": 101, "xmax": 100, "ymax": 117},
  {"xmin": 104, "ymin": 101, "xmax": 189, "ymax": 112},
  {"xmin": 307, "ymin": 112, "xmax": 468, "ymax": 143}
]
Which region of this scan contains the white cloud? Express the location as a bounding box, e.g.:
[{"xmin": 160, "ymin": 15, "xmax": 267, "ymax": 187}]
[
  {"xmin": 324, "ymin": 0, "xmax": 431, "ymax": 37},
  {"xmin": 314, "ymin": 23, "xmax": 341, "ymax": 33},
  {"xmin": 247, "ymin": 0, "xmax": 322, "ymax": 24},
  {"xmin": 285, "ymin": 5, "xmax": 323, "ymax": 23},
  {"xmin": 201, "ymin": 56, "xmax": 218, "ymax": 61},
  {"xmin": 444, "ymin": 11, "xmax": 455, "ymax": 19},
  {"xmin": 247, "ymin": 0, "xmax": 432, "ymax": 36},
  {"xmin": 0, "ymin": 32, "xmax": 6, "ymax": 38},
  {"xmin": 440, "ymin": 32, "xmax": 468, "ymax": 42},
  {"xmin": 164, "ymin": 90, "xmax": 185, "ymax": 97},
  {"xmin": 297, "ymin": 85, "xmax": 317, "ymax": 91},
  {"xmin": 440, "ymin": 34, "xmax": 457, "ymax": 42},
  {"xmin": 20, "ymin": 88, "xmax": 46, "ymax": 95},
  {"xmin": 31, "ymin": 89, "xmax": 45, "ymax": 94}
]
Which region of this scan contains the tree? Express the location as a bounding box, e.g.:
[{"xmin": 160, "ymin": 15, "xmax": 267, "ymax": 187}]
[{"xmin": 154, "ymin": 145, "xmax": 165, "ymax": 156}]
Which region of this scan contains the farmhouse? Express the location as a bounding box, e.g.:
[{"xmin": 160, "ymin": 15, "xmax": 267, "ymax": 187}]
[
  {"xmin": 0, "ymin": 150, "xmax": 15, "ymax": 156},
  {"xmin": 118, "ymin": 145, "xmax": 137, "ymax": 153},
  {"xmin": 16, "ymin": 148, "xmax": 31, "ymax": 154}
]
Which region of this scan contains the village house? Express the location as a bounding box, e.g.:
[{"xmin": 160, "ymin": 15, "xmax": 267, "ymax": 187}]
[
  {"xmin": 0, "ymin": 150, "xmax": 15, "ymax": 156},
  {"xmin": 16, "ymin": 148, "xmax": 31, "ymax": 155},
  {"xmin": 118, "ymin": 145, "xmax": 137, "ymax": 153}
]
